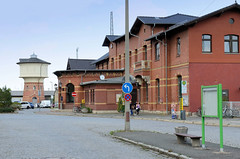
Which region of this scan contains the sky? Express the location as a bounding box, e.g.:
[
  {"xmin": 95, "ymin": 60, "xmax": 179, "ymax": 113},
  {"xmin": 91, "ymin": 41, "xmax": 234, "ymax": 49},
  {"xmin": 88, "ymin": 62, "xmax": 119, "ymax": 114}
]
[{"xmin": 0, "ymin": 0, "xmax": 235, "ymax": 91}]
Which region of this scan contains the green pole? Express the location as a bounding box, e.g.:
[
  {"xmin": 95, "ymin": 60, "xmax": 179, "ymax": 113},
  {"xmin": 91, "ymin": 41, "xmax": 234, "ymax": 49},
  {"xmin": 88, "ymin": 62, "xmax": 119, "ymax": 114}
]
[
  {"xmin": 201, "ymin": 86, "xmax": 206, "ymax": 149},
  {"xmin": 218, "ymin": 84, "xmax": 223, "ymax": 152},
  {"xmin": 202, "ymin": 116, "xmax": 205, "ymax": 148}
]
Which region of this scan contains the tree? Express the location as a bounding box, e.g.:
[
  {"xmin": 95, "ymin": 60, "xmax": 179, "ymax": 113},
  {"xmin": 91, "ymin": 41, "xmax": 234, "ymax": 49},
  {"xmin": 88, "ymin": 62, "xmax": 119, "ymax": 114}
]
[{"xmin": 0, "ymin": 86, "xmax": 12, "ymax": 107}]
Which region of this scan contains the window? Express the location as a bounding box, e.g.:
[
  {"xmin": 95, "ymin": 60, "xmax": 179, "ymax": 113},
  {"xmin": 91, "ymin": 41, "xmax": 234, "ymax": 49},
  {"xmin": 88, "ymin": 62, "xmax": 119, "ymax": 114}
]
[
  {"xmin": 177, "ymin": 38, "xmax": 181, "ymax": 56},
  {"xmin": 145, "ymin": 81, "xmax": 148, "ymax": 102},
  {"xmin": 135, "ymin": 49, "xmax": 138, "ymax": 62},
  {"xmin": 85, "ymin": 90, "xmax": 89, "ymax": 104},
  {"xmin": 33, "ymin": 86, "xmax": 36, "ymax": 90},
  {"xmin": 224, "ymin": 35, "xmax": 239, "ymax": 53},
  {"xmin": 144, "ymin": 45, "xmax": 147, "ymax": 60},
  {"xmin": 90, "ymin": 89, "xmax": 95, "ymax": 104},
  {"xmin": 202, "ymin": 34, "xmax": 212, "ymax": 53},
  {"xmin": 178, "ymin": 76, "xmax": 182, "ymax": 100},
  {"xmin": 129, "ymin": 51, "xmax": 132, "ymax": 68},
  {"xmin": 119, "ymin": 55, "xmax": 121, "ymax": 68},
  {"xmin": 156, "ymin": 79, "xmax": 160, "ymax": 103},
  {"xmin": 111, "ymin": 58, "xmax": 114, "ymax": 69},
  {"xmin": 155, "ymin": 43, "xmax": 160, "ymax": 60}
]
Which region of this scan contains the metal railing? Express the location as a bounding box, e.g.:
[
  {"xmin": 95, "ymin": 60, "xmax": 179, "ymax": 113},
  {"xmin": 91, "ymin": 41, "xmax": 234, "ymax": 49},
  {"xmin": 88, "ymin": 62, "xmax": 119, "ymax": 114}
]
[{"xmin": 133, "ymin": 60, "xmax": 151, "ymax": 72}]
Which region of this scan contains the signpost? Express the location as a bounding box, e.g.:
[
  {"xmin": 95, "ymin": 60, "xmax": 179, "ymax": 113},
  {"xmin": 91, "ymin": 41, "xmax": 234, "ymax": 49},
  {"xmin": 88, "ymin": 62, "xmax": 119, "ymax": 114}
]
[
  {"xmin": 72, "ymin": 92, "xmax": 77, "ymax": 112},
  {"xmin": 201, "ymin": 84, "xmax": 223, "ymax": 152},
  {"xmin": 124, "ymin": 93, "xmax": 132, "ymax": 101},
  {"xmin": 122, "ymin": 83, "xmax": 133, "ymax": 94},
  {"xmin": 124, "ymin": 0, "xmax": 130, "ymax": 131},
  {"xmin": 72, "ymin": 92, "xmax": 77, "ymax": 97}
]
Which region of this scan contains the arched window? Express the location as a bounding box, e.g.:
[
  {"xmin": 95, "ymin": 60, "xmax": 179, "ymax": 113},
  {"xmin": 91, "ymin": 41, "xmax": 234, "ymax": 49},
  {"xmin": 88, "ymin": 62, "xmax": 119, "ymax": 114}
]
[
  {"xmin": 66, "ymin": 83, "xmax": 74, "ymax": 103},
  {"xmin": 202, "ymin": 34, "xmax": 212, "ymax": 53},
  {"xmin": 177, "ymin": 37, "xmax": 181, "ymax": 56},
  {"xmin": 155, "ymin": 43, "xmax": 160, "ymax": 61}
]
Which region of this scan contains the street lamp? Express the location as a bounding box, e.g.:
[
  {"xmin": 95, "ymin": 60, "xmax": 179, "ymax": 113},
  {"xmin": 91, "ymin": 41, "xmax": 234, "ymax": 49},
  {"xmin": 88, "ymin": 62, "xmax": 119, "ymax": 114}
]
[{"xmin": 59, "ymin": 82, "xmax": 62, "ymax": 109}]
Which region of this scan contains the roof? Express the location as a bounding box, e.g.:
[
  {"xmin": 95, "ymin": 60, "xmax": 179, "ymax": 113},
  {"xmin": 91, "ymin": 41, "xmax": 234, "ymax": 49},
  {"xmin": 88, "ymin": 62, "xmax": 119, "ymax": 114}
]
[
  {"xmin": 67, "ymin": 59, "xmax": 96, "ymax": 70},
  {"xmin": 10, "ymin": 91, "xmax": 23, "ymax": 96},
  {"xmin": 91, "ymin": 52, "xmax": 109, "ymax": 64},
  {"xmin": 17, "ymin": 54, "xmax": 50, "ymax": 65},
  {"xmin": 146, "ymin": 3, "xmax": 240, "ymax": 41},
  {"xmin": 80, "ymin": 75, "xmax": 136, "ymax": 86},
  {"xmin": 54, "ymin": 69, "xmax": 124, "ymax": 77},
  {"xmin": 130, "ymin": 14, "xmax": 198, "ymax": 34},
  {"xmin": 44, "ymin": 91, "xmax": 54, "ymax": 96},
  {"xmin": 10, "ymin": 91, "xmax": 54, "ymax": 97},
  {"xmin": 102, "ymin": 35, "xmax": 121, "ymax": 46}
]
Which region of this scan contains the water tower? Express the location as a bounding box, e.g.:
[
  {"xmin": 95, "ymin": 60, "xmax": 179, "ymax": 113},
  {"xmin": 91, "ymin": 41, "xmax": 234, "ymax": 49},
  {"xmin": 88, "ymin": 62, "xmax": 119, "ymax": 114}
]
[{"xmin": 17, "ymin": 53, "xmax": 50, "ymax": 104}]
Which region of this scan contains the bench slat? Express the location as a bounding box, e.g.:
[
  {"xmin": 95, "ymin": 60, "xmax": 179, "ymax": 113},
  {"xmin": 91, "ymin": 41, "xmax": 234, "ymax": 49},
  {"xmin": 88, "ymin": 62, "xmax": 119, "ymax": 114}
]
[{"xmin": 175, "ymin": 133, "xmax": 202, "ymax": 139}]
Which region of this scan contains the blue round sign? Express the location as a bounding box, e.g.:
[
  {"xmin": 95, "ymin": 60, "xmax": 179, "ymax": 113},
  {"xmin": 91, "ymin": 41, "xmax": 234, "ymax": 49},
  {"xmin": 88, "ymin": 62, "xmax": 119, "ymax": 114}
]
[
  {"xmin": 122, "ymin": 82, "xmax": 133, "ymax": 93},
  {"xmin": 124, "ymin": 93, "xmax": 132, "ymax": 101}
]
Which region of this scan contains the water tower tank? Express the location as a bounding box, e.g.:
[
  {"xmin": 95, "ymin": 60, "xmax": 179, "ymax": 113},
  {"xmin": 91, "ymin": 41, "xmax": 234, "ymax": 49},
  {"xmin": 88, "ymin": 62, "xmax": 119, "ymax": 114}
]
[{"xmin": 17, "ymin": 53, "xmax": 51, "ymax": 104}]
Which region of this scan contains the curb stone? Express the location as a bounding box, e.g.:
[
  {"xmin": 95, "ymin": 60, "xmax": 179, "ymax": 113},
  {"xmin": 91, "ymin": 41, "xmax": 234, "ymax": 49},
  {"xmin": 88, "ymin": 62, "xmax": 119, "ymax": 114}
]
[{"xmin": 112, "ymin": 135, "xmax": 193, "ymax": 159}]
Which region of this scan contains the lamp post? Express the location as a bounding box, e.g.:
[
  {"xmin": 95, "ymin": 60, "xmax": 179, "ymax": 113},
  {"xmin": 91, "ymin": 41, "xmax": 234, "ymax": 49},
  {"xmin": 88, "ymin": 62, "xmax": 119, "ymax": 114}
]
[
  {"xmin": 59, "ymin": 82, "xmax": 62, "ymax": 110},
  {"xmin": 54, "ymin": 83, "xmax": 57, "ymax": 108}
]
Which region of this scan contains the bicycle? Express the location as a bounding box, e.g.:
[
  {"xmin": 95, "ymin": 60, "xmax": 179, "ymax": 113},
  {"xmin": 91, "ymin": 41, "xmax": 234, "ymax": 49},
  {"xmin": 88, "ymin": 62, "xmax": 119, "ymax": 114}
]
[
  {"xmin": 197, "ymin": 107, "xmax": 201, "ymax": 117},
  {"xmin": 73, "ymin": 106, "xmax": 81, "ymax": 113}
]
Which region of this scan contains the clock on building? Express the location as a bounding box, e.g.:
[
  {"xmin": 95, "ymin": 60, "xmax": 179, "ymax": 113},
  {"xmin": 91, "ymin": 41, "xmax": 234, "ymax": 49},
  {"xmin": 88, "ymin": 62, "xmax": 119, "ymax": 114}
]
[{"xmin": 100, "ymin": 75, "xmax": 105, "ymax": 80}]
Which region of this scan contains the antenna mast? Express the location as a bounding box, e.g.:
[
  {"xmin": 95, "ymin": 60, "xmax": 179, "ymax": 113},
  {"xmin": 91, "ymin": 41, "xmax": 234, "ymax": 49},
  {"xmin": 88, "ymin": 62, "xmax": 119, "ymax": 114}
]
[
  {"xmin": 110, "ymin": 11, "xmax": 114, "ymax": 35},
  {"xmin": 76, "ymin": 47, "xmax": 79, "ymax": 59}
]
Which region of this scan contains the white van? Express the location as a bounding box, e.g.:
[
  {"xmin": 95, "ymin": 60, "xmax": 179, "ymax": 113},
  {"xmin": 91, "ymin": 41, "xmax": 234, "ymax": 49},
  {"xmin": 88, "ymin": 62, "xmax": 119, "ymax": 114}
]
[{"xmin": 40, "ymin": 100, "xmax": 51, "ymax": 108}]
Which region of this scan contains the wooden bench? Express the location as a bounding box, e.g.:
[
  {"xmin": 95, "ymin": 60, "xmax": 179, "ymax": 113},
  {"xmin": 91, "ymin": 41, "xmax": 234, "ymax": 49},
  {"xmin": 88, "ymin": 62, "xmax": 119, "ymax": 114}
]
[{"xmin": 175, "ymin": 133, "xmax": 202, "ymax": 147}]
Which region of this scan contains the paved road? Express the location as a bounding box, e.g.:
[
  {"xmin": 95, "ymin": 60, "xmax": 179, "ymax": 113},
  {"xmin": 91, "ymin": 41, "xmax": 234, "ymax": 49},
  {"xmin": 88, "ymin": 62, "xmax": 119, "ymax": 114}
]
[
  {"xmin": 1, "ymin": 109, "xmax": 239, "ymax": 159},
  {"xmin": 0, "ymin": 109, "xmax": 173, "ymax": 159}
]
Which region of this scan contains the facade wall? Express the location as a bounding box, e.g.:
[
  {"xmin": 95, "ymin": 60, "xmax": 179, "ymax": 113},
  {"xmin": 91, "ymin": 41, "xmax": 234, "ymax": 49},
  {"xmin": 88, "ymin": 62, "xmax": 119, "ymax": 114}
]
[
  {"xmin": 83, "ymin": 84, "xmax": 122, "ymax": 111},
  {"xmin": 189, "ymin": 63, "xmax": 240, "ymax": 112},
  {"xmin": 22, "ymin": 82, "xmax": 44, "ymax": 103},
  {"xmin": 56, "ymin": 8, "xmax": 240, "ymax": 114},
  {"xmin": 58, "ymin": 71, "xmax": 123, "ymax": 109},
  {"xmin": 187, "ymin": 10, "xmax": 240, "ymax": 112}
]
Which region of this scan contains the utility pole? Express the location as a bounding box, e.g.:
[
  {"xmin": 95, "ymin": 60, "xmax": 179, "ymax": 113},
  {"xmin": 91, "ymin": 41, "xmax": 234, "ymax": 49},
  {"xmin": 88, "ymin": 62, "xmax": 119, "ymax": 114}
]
[{"xmin": 124, "ymin": 0, "xmax": 130, "ymax": 131}]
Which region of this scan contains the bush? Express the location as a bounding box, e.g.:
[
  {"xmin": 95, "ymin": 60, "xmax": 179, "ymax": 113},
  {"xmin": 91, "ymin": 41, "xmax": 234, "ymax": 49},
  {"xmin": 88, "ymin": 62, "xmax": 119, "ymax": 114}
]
[
  {"xmin": 11, "ymin": 102, "xmax": 21, "ymax": 110},
  {"xmin": 117, "ymin": 96, "xmax": 125, "ymax": 113},
  {"xmin": 0, "ymin": 86, "xmax": 12, "ymax": 107},
  {"xmin": 0, "ymin": 107, "xmax": 15, "ymax": 113},
  {"xmin": 81, "ymin": 106, "xmax": 92, "ymax": 113}
]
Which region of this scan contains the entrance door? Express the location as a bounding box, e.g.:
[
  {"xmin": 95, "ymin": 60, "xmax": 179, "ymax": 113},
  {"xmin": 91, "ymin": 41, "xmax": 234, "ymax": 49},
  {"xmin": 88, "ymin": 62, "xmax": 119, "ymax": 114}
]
[{"xmin": 131, "ymin": 89, "xmax": 137, "ymax": 104}]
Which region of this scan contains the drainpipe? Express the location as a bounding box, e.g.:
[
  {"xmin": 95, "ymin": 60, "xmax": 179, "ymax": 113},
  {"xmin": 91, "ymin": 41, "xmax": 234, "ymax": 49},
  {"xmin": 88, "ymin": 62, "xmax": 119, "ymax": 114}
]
[
  {"xmin": 152, "ymin": 23, "xmax": 156, "ymax": 35},
  {"xmin": 164, "ymin": 32, "xmax": 168, "ymax": 115},
  {"xmin": 81, "ymin": 70, "xmax": 87, "ymax": 85}
]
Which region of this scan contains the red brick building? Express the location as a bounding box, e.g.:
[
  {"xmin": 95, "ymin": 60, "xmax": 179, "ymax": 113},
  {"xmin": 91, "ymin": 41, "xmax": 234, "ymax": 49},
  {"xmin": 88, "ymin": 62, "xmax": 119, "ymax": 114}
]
[{"xmin": 54, "ymin": 3, "xmax": 240, "ymax": 114}]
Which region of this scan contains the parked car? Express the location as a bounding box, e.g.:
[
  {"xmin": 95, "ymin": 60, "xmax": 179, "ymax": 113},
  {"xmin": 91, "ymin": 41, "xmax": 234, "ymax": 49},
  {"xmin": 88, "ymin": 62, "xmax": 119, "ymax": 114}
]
[
  {"xmin": 20, "ymin": 101, "xmax": 32, "ymax": 109},
  {"xmin": 40, "ymin": 100, "xmax": 51, "ymax": 108},
  {"xmin": 29, "ymin": 102, "xmax": 34, "ymax": 109}
]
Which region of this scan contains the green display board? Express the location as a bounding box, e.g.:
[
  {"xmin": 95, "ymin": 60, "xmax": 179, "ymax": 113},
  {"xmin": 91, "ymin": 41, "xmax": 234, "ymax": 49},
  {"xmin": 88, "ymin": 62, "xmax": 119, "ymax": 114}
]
[
  {"xmin": 201, "ymin": 84, "xmax": 223, "ymax": 152},
  {"xmin": 202, "ymin": 87, "xmax": 218, "ymax": 117}
]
